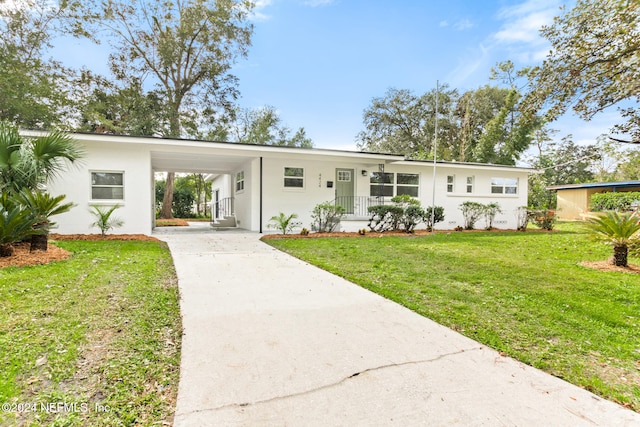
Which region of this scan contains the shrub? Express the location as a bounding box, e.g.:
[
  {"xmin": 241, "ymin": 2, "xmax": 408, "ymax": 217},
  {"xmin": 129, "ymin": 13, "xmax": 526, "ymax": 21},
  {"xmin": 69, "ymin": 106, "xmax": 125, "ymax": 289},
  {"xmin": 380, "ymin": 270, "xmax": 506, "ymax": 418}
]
[
  {"xmin": 172, "ymin": 187, "xmax": 195, "ymax": 218},
  {"xmin": 590, "ymin": 192, "xmax": 640, "ymax": 212},
  {"xmin": 0, "ymin": 192, "xmax": 40, "ymax": 257},
  {"xmin": 90, "ymin": 205, "xmax": 124, "ymax": 237},
  {"xmin": 311, "ymin": 202, "xmax": 346, "ymax": 232},
  {"xmin": 529, "ymin": 208, "xmax": 556, "ymax": 230},
  {"xmin": 516, "ymin": 206, "xmax": 532, "ymax": 231},
  {"xmin": 422, "ymin": 206, "xmax": 445, "ymax": 230},
  {"xmin": 367, "ymin": 205, "xmax": 404, "ymax": 232},
  {"xmin": 268, "ymin": 212, "xmax": 300, "ymax": 234},
  {"xmin": 483, "ymin": 202, "xmax": 502, "ymax": 230},
  {"xmin": 459, "ymin": 201, "xmax": 484, "ymax": 230}
]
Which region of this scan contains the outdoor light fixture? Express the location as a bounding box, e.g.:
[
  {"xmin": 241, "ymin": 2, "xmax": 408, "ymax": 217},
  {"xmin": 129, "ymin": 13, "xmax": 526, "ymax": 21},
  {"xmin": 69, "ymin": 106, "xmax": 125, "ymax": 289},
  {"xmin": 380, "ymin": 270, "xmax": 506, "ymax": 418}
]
[{"xmin": 361, "ymin": 170, "xmax": 368, "ymax": 176}]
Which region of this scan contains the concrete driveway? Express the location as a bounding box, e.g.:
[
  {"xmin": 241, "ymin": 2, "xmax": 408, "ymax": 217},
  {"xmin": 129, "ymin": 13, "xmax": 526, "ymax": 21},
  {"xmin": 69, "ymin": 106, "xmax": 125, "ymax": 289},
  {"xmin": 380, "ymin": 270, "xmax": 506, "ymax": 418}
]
[{"xmin": 158, "ymin": 227, "xmax": 640, "ymax": 426}]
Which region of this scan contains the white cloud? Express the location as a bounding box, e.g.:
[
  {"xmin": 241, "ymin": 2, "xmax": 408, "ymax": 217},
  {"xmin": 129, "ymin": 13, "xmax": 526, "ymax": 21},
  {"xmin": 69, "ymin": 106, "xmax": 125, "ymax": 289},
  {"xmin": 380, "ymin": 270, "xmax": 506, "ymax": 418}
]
[
  {"xmin": 251, "ymin": 0, "xmax": 273, "ymax": 21},
  {"xmin": 493, "ymin": 0, "xmax": 561, "ymax": 45},
  {"xmin": 439, "ymin": 20, "xmax": 449, "ymax": 27}
]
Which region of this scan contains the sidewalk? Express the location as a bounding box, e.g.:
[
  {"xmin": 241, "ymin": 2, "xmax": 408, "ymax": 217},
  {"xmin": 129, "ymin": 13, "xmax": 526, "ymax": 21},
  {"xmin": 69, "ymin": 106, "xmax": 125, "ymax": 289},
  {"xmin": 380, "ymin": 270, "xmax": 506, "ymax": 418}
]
[{"xmin": 158, "ymin": 230, "xmax": 640, "ymax": 426}]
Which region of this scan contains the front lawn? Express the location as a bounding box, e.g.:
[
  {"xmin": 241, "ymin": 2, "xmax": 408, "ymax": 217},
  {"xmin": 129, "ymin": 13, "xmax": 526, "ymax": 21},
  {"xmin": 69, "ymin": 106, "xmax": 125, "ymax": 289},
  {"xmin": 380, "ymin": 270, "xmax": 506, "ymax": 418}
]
[
  {"xmin": 0, "ymin": 239, "xmax": 181, "ymax": 426},
  {"xmin": 265, "ymin": 223, "xmax": 640, "ymax": 411}
]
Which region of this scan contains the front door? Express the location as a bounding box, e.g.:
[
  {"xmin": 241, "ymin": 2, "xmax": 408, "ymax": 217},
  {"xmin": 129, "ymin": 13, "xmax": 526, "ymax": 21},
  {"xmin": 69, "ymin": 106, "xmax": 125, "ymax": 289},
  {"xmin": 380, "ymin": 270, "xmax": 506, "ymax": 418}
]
[{"xmin": 335, "ymin": 168, "xmax": 355, "ymax": 214}]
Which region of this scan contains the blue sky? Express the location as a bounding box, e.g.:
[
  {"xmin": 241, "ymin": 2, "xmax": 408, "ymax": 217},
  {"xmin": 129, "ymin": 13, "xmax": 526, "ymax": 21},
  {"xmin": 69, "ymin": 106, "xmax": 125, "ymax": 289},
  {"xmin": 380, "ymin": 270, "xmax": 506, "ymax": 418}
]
[
  {"xmin": 231, "ymin": 0, "xmax": 618, "ymax": 153},
  {"xmin": 48, "ymin": 0, "xmax": 619, "ymax": 155}
]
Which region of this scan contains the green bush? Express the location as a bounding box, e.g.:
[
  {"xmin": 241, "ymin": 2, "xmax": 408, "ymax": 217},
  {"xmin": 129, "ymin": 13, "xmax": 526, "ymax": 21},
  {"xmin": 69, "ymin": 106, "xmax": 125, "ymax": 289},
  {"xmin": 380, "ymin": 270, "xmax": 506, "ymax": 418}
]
[
  {"xmin": 590, "ymin": 192, "xmax": 640, "ymax": 212},
  {"xmin": 459, "ymin": 201, "xmax": 485, "ymax": 230},
  {"xmin": 311, "ymin": 202, "xmax": 346, "ymax": 232},
  {"xmin": 368, "ymin": 197, "xmax": 444, "ymax": 233},
  {"xmin": 367, "ymin": 205, "xmax": 404, "ymax": 232},
  {"xmin": 423, "ymin": 206, "xmax": 445, "ymax": 230},
  {"xmin": 268, "ymin": 212, "xmax": 301, "ymax": 234},
  {"xmin": 529, "ymin": 208, "xmax": 557, "ymax": 230},
  {"xmin": 172, "ymin": 187, "xmax": 195, "ymax": 218}
]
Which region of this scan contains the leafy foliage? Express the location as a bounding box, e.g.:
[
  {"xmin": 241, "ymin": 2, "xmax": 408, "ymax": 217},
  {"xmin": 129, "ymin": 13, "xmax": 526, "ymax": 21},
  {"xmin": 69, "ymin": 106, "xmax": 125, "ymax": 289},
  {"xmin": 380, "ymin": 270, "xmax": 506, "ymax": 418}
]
[
  {"xmin": 268, "ymin": 212, "xmax": 300, "ymax": 235},
  {"xmin": 357, "ymin": 84, "xmax": 538, "ymax": 164},
  {"xmin": 90, "ymin": 205, "xmax": 124, "ymax": 237},
  {"xmin": 0, "ymin": 193, "xmax": 40, "ymax": 257},
  {"xmin": 311, "ymin": 202, "xmax": 345, "ymax": 232},
  {"xmin": 0, "ymin": 122, "xmax": 84, "ymax": 193},
  {"xmin": 172, "ymin": 187, "xmax": 196, "ymax": 219},
  {"xmin": 590, "ymin": 192, "xmax": 640, "ymax": 212},
  {"xmin": 521, "ymin": 0, "xmax": 640, "ymax": 141},
  {"xmin": 528, "ymin": 209, "xmax": 557, "ymax": 231},
  {"xmin": 587, "ymin": 211, "xmax": 640, "ymax": 266},
  {"xmin": 368, "ymin": 196, "xmax": 444, "ymax": 233},
  {"xmin": 15, "ymin": 190, "xmax": 74, "ymax": 251},
  {"xmin": 483, "ymin": 202, "xmax": 502, "ymax": 229},
  {"xmin": 459, "ymin": 201, "xmax": 485, "ymax": 230}
]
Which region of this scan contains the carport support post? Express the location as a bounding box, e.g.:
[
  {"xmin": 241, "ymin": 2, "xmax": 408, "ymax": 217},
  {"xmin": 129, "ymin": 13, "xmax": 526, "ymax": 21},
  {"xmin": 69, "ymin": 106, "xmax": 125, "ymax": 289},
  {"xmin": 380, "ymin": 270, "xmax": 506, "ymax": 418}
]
[{"xmin": 260, "ymin": 156, "xmax": 263, "ymax": 233}]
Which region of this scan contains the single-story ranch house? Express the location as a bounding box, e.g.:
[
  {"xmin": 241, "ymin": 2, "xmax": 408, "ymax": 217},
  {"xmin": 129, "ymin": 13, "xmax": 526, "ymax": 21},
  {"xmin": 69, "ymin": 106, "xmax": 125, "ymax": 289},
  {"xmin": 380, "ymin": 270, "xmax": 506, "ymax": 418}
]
[
  {"xmin": 27, "ymin": 131, "xmax": 533, "ymax": 234},
  {"xmin": 548, "ymin": 180, "xmax": 640, "ymax": 220}
]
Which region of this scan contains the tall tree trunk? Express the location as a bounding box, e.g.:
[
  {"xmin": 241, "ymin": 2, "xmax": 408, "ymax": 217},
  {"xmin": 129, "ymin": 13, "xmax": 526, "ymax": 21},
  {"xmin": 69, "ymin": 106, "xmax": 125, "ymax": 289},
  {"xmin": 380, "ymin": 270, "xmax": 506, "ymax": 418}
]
[
  {"xmin": 30, "ymin": 233, "xmax": 48, "ymax": 252},
  {"xmin": 613, "ymin": 244, "xmax": 628, "ymax": 267},
  {"xmin": 160, "ymin": 172, "xmax": 175, "ymax": 219}
]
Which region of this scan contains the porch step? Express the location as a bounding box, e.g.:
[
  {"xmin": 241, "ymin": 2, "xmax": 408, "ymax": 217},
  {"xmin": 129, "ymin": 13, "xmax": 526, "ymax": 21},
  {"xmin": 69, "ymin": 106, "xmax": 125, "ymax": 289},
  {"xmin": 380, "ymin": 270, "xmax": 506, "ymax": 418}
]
[{"xmin": 211, "ymin": 216, "xmax": 237, "ymax": 228}]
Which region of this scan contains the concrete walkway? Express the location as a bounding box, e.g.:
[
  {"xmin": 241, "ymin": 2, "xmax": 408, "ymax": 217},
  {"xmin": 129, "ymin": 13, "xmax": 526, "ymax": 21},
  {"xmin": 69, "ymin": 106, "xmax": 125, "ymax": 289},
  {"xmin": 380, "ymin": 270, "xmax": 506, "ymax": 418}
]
[{"xmin": 157, "ymin": 228, "xmax": 640, "ymax": 426}]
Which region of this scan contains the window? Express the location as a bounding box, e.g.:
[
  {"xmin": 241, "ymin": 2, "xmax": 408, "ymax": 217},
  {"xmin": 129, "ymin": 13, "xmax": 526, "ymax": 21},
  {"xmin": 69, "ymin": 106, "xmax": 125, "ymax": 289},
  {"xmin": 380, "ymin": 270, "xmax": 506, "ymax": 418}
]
[
  {"xmin": 466, "ymin": 176, "xmax": 474, "ymax": 193},
  {"xmin": 396, "ymin": 173, "xmax": 419, "ymax": 197},
  {"xmin": 447, "ymin": 175, "xmax": 455, "ymax": 193},
  {"xmin": 91, "ymin": 172, "xmax": 123, "ymax": 200},
  {"xmin": 370, "ymin": 172, "xmax": 419, "ymax": 197},
  {"xmin": 491, "ymin": 177, "xmax": 518, "ymax": 194},
  {"xmin": 236, "ymin": 171, "xmax": 244, "ymax": 192},
  {"xmin": 284, "ymin": 167, "xmax": 304, "ymax": 188},
  {"xmin": 337, "ymin": 170, "xmax": 351, "ymax": 182}
]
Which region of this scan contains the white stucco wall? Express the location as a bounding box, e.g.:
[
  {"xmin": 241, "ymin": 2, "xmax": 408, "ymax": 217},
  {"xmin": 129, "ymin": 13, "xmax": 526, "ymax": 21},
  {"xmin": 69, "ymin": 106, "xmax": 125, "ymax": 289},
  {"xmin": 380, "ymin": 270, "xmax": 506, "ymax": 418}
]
[
  {"xmin": 39, "ymin": 132, "xmax": 530, "ymax": 235},
  {"xmin": 47, "ymin": 139, "xmax": 153, "ymax": 235}
]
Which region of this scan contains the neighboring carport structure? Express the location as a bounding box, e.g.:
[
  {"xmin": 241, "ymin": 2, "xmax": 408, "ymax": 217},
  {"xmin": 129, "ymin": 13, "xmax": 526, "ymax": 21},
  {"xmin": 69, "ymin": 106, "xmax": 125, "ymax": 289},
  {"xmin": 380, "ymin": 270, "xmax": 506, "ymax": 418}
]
[{"xmin": 549, "ymin": 180, "xmax": 640, "ymax": 220}]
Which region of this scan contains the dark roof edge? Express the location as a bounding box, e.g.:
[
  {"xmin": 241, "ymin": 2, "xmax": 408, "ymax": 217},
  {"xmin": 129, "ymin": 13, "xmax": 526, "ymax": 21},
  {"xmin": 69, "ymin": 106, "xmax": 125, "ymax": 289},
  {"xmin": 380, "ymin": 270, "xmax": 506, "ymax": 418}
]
[{"xmin": 548, "ymin": 181, "xmax": 640, "ymax": 190}]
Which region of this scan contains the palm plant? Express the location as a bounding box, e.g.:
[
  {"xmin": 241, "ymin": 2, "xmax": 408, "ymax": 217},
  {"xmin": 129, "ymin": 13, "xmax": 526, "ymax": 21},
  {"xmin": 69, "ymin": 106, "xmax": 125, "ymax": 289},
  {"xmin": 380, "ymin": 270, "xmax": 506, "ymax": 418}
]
[
  {"xmin": 0, "ymin": 122, "xmax": 84, "ymax": 193},
  {"xmin": 587, "ymin": 211, "xmax": 640, "ymax": 267},
  {"xmin": 268, "ymin": 212, "xmax": 300, "ymax": 234},
  {"xmin": 0, "ymin": 192, "xmax": 40, "ymax": 257},
  {"xmin": 16, "ymin": 190, "xmax": 75, "ymax": 251},
  {"xmin": 90, "ymin": 205, "xmax": 124, "ymax": 237}
]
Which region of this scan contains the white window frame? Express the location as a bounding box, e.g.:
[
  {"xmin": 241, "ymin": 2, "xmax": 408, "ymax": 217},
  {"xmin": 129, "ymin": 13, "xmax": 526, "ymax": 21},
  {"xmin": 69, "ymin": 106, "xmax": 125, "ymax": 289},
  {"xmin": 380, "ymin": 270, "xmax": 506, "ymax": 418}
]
[
  {"xmin": 447, "ymin": 175, "xmax": 455, "ymax": 193},
  {"xmin": 369, "ymin": 172, "xmax": 419, "ymax": 197},
  {"xmin": 466, "ymin": 176, "xmax": 474, "ymax": 194},
  {"xmin": 236, "ymin": 171, "xmax": 245, "ymax": 192},
  {"xmin": 284, "ymin": 167, "xmax": 305, "ymax": 189},
  {"xmin": 91, "ymin": 171, "xmax": 124, "ymax": 201},
  {"xmin": 337, "ymin": 170, "xmax": 352, "ymax": 182},
  {"xmin": 491, "ymin": 177, "xmax": 518, "ymax": 194},
  {"xmin": 396, "ymin": 173, "xmax": 419, "ymax": 197}
]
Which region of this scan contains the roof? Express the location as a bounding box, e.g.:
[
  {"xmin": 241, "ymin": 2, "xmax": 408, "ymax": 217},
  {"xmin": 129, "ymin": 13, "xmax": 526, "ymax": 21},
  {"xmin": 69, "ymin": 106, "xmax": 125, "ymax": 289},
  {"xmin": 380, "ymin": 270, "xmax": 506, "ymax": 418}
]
[
  {"xmin": 548, "ymin": 181, "xmax": 640, "ymax": 191},
  {"xmin": 19, "ymin": 130, "xmax": 533, "ymax": 173}
]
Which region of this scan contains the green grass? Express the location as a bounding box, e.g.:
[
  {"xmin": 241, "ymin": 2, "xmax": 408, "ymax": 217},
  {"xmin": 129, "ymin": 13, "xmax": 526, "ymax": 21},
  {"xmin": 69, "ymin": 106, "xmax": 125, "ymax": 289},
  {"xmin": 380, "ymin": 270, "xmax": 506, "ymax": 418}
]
[
  {"xmin": 265, "ymin": 222, "xmax": 640, "ymax": 411},
  {"xmin": 0, "ymin": 239, "xmax": 181, "ymax": 426}
]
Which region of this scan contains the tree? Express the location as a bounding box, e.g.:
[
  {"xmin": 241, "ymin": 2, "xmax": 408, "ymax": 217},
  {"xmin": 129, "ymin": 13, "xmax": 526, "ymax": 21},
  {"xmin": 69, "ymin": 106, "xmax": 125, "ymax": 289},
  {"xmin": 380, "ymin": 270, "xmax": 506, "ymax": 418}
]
[
  {"xmin": 587, "ymin": 211, "xmax": 640, "ymax": 267},
  {"xmin": 356, "ymin": 84, "xmax": 536, "ymax": 164},
  {"xmin": 356, "ymin": 86, "xmax": 459, "ymax": 159},
  {"xmin": 220, "ymin": 106, "xmax": 313, "ymax": 147},
  {"xmin": 75, "ymin": 74, "xmax": 164, "ymax": 136},
  {"xmin": 82, "ymin": 0, "xmax": 254, "ymax": 218},
  {"xmin": 0, "ymin": 0, "xmax": 82, "ymax": 128},
  {"xmin": 521, "ymin": 0, "xmax": 640, "ymax": 141}
]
